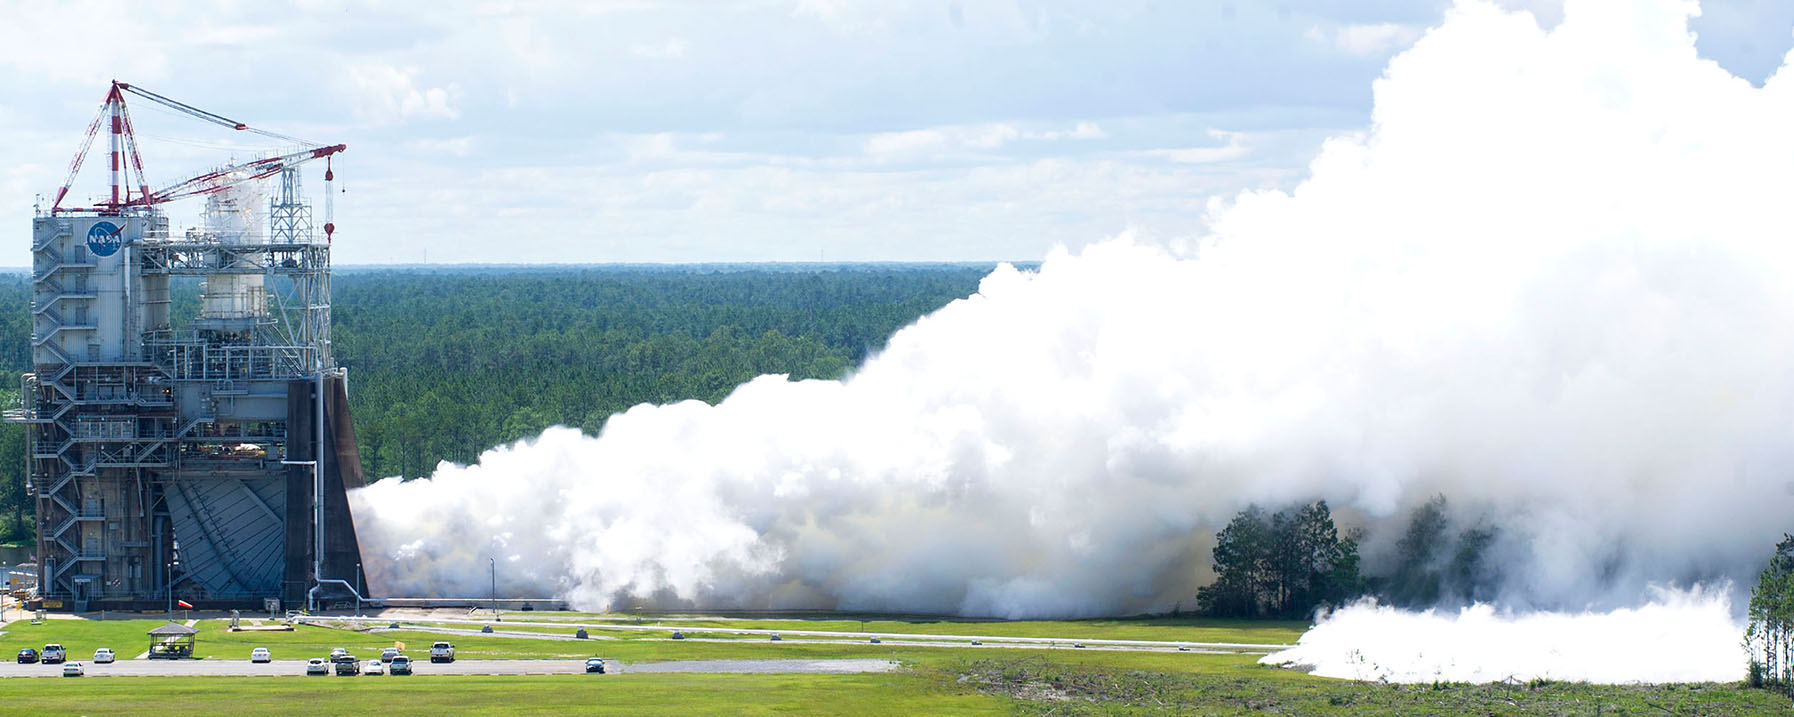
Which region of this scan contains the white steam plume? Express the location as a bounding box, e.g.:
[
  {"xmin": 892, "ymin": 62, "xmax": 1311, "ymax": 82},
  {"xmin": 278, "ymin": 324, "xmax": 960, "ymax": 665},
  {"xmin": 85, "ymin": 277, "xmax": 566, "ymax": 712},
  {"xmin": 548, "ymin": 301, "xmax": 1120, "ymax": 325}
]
[
  {"xmin": 353, "ymin": 0, "xmax": 1794, "ymax": 649},
  {"xmin": 1261, "ymin": 586, "xmax": 1743, "ymax": 683}
]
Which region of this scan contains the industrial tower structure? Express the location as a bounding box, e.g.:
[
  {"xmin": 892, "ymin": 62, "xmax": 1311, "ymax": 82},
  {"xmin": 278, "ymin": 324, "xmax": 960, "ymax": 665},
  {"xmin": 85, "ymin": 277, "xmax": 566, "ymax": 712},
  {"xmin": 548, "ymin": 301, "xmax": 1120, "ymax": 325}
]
[{"xmin": 5, "ymin": 82, "xmax": 366, "ymax": 611}]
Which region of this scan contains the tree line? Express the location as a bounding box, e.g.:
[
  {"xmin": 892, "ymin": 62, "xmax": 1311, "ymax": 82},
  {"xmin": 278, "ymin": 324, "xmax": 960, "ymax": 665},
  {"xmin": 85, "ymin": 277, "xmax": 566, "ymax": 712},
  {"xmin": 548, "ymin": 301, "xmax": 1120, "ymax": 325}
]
[{"xmin": 1746, "ymin": 534, "xmax": 1794, "ymax": 695}]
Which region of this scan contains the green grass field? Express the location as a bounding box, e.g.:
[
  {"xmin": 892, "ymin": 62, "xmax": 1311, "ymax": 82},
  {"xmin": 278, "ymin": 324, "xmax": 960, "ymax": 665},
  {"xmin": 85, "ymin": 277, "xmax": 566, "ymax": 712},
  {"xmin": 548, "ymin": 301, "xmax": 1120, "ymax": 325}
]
[
  {"xmin": 0, "ymin": 673, "xmax": 1008, "ymax": 716},
  {"xmin": 3, "ymin": 614, "xmax": 1789, "ymax": 714}
]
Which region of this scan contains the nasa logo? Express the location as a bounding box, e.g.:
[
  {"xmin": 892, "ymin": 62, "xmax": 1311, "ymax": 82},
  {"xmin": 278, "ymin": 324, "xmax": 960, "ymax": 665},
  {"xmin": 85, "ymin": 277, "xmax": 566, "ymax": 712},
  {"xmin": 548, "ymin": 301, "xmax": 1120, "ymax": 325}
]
[{"xmin": 87, "ymin": 221, "xmax": 123, "ymax": 257}]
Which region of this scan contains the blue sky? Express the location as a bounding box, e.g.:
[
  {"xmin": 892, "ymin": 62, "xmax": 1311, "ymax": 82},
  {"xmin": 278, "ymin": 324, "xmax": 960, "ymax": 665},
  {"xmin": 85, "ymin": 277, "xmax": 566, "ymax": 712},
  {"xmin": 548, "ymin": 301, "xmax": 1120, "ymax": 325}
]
[{"xmin": 1, "ymin": 0, "xmax": 1790, "ymax": 264}]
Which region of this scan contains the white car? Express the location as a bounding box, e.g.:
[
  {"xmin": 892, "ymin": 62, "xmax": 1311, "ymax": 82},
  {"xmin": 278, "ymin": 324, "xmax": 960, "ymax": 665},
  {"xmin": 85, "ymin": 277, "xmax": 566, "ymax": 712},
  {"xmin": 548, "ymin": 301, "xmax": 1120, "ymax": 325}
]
[
  {"xmin": 93, "ymin": 648, "xmax": 115, "ymax": 664},
  {"xmin": 329, "ymin": 647, "xmax": 348, "ymax": 661},
  {"xmin": 251, "ymin": 647, "xmax": 271, "ymax": 663},
  {"xmin": 61, "ymin": 662, "xmax": 83, "ymax": 677},
  {"xmin": 306, "ymin": 658, "xmax": 329, "ymax": 675},
  {"xmin": 363, "ymin": 659, "xmax": 384, "ymax": 676}
]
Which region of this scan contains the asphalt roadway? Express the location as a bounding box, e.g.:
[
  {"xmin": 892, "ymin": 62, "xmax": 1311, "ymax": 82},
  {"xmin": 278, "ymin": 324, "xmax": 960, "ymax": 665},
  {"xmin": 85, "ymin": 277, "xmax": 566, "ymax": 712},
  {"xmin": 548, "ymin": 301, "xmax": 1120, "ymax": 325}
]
[
  {"xmin": 307, "ymin": 615, "xmax": 1288, "ymax": 654},
  {"xmin": 0, "ymin": 657, "xmax": 900, "ymax": 678}
]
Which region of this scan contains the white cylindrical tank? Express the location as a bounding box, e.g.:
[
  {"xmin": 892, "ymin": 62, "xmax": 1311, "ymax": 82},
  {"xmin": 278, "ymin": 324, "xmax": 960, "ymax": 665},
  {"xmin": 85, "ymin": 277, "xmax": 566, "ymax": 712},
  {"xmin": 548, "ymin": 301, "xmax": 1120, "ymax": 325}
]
[{"xmin": 200, "ymin": 181, "xmax": 268, "ymax": 320}]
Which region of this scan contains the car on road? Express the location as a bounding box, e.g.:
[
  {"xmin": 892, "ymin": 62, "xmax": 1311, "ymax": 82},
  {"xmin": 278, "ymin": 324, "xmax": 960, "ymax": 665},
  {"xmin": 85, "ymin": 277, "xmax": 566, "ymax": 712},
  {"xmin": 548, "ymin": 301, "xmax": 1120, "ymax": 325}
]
[
  {"xmin": 389, "ymin": 655, "xmax": 412, "ymax": 675},
  {"xmin": 585, "ymin": 657, "xmax": 606, "ymax": 674},
  {"xmin": 364, "ymin": 659, "xmax": 384, "ymax": 676},
  {"xmin": 16, "ymin": 648, "xmax": 38, "ymax": 664},
  {"xmin": 305, "ymin": 658, "xmax": 329, "ymax": 676},
  {"xmin": 430, "ymin": 642, "xmax": 454, "ymax": 663},
  {"xmin": 251, "ymin": 647, "xmax": 271, "ymax": 663},
  {"xmin": 671, "ymin": 631, "xmax": 684, "ymax": 640},
  {"xmin": 41, "ymin": 644, "xmax": 66, "ymax": 664},
  {"xmin": 93, "ymin": 648, "xmax": 115, "ymax": 664},
  {"xmin": 61, "ymin": 662, "xmax": 83, "ymax": 677},
  {"xmin": 380, "ymin": 647, "xmax": 400, "ymax": 663},
  {"xmin": 334, "ymin": 656, "xmax": 360, "ymax": 676},
  {"xmin": 329, "ymin": 647, "xmax": 348, "ymax": 661}
]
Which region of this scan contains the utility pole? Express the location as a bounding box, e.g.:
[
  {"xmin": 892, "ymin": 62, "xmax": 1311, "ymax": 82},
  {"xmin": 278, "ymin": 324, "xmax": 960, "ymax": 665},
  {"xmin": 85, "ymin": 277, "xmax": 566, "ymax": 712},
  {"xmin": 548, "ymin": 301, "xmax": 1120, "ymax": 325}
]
[{"xmin": 490, "ymin": 558, "xmax": 497, "ymax": 622}]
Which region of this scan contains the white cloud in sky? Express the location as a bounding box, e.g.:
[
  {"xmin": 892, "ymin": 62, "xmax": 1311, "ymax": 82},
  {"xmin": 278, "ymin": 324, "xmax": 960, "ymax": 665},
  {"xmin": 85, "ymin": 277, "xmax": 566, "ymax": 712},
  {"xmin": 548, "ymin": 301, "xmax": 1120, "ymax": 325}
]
[
  {"xmin": 862, "ymin": 121, "xmax": 1110, "ymax": 160},
  {"xmin": 1138, "ymin": 129, "xmax": 1253, "ymax": 164},
  {"xmin": 1307, "ymin": 22, "xmax": 1426, "ymax": 56},
  {"xmin": 631, "ymin": 38, "xmax": 689, "ymax": 59},
  {"xmin": 345, "ymin": 64, "xmax": 463, "ymax": 125},
  {"xmin": 402, "ymin": 136, "xmax": 476, "ymax": 157}
]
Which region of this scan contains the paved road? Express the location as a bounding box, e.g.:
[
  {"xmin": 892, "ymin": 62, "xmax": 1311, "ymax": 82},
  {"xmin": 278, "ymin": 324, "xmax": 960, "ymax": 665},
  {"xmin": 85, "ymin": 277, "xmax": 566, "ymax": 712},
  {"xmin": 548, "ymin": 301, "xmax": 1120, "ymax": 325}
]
[
  {"xmin": 0, "ymin": 658, "xmax": 898, "ymax": 678},
  {"xmin": 306, "ymin": 615, "xmax": 1288, "ymax": 653}
]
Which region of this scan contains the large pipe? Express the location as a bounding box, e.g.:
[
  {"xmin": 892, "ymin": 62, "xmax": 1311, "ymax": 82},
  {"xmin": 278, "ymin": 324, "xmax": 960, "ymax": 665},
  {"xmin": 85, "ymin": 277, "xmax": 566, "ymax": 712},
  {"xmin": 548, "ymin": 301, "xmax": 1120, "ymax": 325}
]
[
  {"xmin": 312, "ymin": 372, "xmax": 324, "ymax": 609},
  {"xmin": 306, "ymin": 578, "xmax": 370, "ymax": 611}
]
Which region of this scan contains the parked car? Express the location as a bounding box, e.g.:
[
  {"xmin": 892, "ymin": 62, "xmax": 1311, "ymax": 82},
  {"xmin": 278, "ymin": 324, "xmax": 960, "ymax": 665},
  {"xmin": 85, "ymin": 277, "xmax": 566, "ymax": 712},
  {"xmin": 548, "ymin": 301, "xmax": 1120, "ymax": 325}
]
[
  {"xmin": 41, "ymin": 644, "xmax": 66, "ymax": 664},
  {"xmin": 389, "ymin": 655, "xmax": 412, "ymax": 675},
  {"xmin": 329, "ymin": 647, "xmax": 348, "ymax": 661},
  {"xmin": 364, "ymin": 659, "xmax": 384, "ymax": 676},
  {"xmin": 380, "ymin": 647, "xmax": 400, "ymax": 663},
  {"xmin": 16, "ymin": 648, "xmax": 38, "ymax": 664},
  {"xmin": 333, "ymin": 656, "xmax": 360, "ymax": 676},
  {"xmin": 61, "ymin": 662, "xmax": 83, "ymax": 677},
  {"xmin": 430, "ymin": 642, "xmax": 455, "ymax": 663},
  {"xmin": 306, "ymin": 658, "xmax": 329, "ymax": 676},
  {"xmin": 585, "ymin": 657, "xmax": 606, "ymax": 674},
  {"xmin": 251, "ymin": 647, "xmax": 271, "ymax": 663},
  {"xmin": 93, "ymin": 648, "xmax": 115, "ymax": 664}
]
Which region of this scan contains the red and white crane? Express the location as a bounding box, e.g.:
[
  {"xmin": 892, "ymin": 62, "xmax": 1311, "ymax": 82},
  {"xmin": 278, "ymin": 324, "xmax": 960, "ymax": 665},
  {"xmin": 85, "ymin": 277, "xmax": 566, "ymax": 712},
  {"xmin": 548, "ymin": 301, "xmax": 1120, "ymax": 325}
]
[{"xmin": 52, "ymin": 81, "xmax": 345, "ymax": 240}]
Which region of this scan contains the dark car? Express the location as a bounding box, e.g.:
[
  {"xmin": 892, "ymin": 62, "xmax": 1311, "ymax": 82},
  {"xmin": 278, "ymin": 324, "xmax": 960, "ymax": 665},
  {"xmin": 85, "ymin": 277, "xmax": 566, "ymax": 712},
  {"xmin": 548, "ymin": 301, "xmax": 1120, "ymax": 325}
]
[
  {"xmin": 16, "ymin": 648, "xmax": 38, "ymax": 664},
  {"xmin": 585, "ymin": 657, "xmax": 606, "ymax": 674}
]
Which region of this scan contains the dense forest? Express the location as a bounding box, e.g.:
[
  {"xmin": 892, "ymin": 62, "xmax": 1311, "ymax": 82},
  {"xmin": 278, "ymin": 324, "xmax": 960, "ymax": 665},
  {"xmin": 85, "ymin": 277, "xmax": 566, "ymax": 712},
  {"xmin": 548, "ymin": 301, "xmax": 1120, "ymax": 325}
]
[{"xmin": 0, "ymin": 264, "xmax": 999, "ymax": 542}]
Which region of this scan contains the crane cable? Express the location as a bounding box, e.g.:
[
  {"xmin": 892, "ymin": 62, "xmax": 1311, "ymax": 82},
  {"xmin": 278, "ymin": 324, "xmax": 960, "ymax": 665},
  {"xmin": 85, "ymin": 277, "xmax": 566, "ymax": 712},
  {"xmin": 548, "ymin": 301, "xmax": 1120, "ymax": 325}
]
[{"xmin": 118, "ymin": 84, "xmax": 318, "ymax": 148}]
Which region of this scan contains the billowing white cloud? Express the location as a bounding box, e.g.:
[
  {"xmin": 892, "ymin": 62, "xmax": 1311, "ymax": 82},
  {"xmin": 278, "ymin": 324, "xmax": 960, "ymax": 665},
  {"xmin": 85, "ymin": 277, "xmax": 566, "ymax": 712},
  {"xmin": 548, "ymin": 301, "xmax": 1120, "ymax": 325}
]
[{"xmin": 353, "ymin": 0, "xmax": 1794, "ymax": 639}]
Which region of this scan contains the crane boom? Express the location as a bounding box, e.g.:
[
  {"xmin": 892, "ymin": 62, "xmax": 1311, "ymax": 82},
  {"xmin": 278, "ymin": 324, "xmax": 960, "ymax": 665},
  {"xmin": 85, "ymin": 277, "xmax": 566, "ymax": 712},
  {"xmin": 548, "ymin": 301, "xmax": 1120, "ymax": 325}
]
[
  {"xmin": 51, "ymin": 81, "xmax": 343, "ymax": 215},
  {"xmin": 131, "ymin": 143, "xmax": 346, "ymax": 207}
]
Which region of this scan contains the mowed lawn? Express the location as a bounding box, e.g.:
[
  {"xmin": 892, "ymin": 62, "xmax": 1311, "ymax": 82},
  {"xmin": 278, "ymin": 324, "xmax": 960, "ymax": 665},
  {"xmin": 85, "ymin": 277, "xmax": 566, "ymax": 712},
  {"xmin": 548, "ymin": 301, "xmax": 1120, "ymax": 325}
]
[{"xmin": 0, "ymin": 673, "xmax": 1009, "ymax": 716}]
